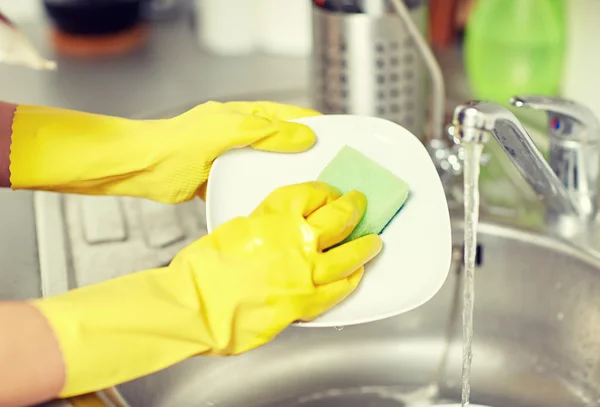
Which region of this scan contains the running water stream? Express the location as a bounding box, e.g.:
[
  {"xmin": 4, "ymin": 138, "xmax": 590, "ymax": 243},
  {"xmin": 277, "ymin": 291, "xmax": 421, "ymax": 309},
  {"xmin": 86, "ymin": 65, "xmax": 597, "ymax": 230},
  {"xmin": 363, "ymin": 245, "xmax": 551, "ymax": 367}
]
[{"xmin": 460, "ymin": 143, "xmax": 484, "ymax": 407}]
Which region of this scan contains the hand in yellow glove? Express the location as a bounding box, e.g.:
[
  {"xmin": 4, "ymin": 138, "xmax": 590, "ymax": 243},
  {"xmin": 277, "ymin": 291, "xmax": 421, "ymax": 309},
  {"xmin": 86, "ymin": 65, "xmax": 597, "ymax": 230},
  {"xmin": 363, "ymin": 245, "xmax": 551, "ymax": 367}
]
[
  {"xmin": 32, "ymin": 181, "xmax": 383, "ymax": 398},
  {"xmin": 10, "ymin": 101, "xmax": 319, "ymax": 203}
]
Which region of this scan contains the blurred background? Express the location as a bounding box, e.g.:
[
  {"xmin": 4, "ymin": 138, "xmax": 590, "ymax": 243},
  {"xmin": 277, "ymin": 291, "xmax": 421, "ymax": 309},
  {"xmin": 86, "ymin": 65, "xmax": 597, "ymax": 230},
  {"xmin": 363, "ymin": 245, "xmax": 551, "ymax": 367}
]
[{"xmin": 1, "ymin": 0, "xmax": 590, "ymax": 126}]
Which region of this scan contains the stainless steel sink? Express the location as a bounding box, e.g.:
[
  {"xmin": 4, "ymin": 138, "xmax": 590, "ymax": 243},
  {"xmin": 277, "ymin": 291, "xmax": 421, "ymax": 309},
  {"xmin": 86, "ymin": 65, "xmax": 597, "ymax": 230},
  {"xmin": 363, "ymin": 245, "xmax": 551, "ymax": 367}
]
[
  {"xmin": 31, "ymin": 94, "xmax": 600, "ymax": 406},
  {"xmin": 115, "ymin": 217, "xmax": 600, "ymax": 407}
]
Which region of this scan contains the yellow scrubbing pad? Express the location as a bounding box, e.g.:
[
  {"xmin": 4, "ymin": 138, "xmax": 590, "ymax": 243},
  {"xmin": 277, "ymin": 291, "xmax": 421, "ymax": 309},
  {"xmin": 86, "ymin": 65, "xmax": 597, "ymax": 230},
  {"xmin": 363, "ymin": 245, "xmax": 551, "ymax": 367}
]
[{"xmin": 317, "ymin": 145, "xmax": 409, "ymax": 242}]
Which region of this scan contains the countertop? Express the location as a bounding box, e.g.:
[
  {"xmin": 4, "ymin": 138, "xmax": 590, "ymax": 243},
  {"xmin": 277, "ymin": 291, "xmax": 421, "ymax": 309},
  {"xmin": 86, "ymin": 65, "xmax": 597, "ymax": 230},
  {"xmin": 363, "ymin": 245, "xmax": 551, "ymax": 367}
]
[{"xmin": 0, "ymin": 14, "xmax": 313, "ymax": 301}]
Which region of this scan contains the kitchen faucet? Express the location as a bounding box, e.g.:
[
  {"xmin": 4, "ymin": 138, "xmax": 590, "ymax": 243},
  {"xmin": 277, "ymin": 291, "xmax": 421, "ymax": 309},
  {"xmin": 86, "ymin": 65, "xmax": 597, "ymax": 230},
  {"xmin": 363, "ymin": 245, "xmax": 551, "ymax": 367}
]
[{"xmin": 451, "ymin": 96, "xmax": 600, "ymax": 240}]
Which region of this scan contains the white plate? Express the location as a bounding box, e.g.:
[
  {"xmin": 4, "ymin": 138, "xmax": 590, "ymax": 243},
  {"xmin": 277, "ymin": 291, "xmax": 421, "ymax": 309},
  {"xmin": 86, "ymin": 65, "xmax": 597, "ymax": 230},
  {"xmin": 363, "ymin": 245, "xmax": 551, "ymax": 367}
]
[{"xmin": 206, "ymin": 115, "xmax": 452, "ymax": 327}]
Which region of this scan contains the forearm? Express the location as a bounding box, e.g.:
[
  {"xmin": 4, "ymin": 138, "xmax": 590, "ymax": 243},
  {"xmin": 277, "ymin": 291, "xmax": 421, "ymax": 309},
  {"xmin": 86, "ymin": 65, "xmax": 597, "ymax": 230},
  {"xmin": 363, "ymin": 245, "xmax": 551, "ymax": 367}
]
[
  {"xmin": 0, "ymin": 266, "xmax": 210, "ymax": 405},
  {"xmin": 0, "ymin": 301, "xmax": 65, "ymax": 407},
  {"xmin": 0, "ymin": 102, "xmax": 15, "ymax": 188}
]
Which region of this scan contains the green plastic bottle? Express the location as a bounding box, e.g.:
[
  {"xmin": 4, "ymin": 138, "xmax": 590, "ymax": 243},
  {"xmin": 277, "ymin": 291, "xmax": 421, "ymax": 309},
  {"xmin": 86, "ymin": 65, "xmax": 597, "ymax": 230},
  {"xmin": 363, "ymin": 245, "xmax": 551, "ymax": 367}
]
[{"xmin": 464, "ymin": 0, "xmax": 565, "ymax": 105}]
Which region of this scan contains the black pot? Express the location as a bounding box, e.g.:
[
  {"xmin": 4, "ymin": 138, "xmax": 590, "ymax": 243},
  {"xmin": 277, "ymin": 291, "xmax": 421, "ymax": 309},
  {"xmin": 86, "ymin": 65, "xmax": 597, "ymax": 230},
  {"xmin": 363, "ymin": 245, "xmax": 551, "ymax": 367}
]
[{"xmin": 43, "ymin": 0, "xmax": 143, "ymax": 36}]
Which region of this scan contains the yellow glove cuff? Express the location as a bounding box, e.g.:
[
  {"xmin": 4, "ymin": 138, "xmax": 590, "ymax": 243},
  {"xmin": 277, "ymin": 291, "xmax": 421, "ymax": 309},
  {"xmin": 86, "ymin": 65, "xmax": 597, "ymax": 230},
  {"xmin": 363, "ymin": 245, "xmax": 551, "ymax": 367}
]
[
  {"xmin": 10, "ymin": 105, "xmax": 210, "ymax": 203},
  {"xmin": 32, "ymin": 267, "xmax": 213, "ymax": 398}
]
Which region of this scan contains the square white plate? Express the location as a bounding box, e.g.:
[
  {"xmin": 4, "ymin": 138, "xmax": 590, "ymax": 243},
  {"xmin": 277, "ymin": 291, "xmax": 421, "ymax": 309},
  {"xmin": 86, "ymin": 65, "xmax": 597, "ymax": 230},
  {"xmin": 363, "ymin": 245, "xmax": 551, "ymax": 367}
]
[{"xmin": 206, "ymin": 115, "xmax": 452, "ymax": 327}]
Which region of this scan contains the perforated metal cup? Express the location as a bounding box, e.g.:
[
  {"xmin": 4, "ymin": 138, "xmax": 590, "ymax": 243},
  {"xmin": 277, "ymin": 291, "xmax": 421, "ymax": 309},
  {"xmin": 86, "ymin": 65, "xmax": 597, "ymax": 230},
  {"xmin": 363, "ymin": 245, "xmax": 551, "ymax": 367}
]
[{"xmin": 311, "ymin": 1, "xmax": 428, "ymax": 137}]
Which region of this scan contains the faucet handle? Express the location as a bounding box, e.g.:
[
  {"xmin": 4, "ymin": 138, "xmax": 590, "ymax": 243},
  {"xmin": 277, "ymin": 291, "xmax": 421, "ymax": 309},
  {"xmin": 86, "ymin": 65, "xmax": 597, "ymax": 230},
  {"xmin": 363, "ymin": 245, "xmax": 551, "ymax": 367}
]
[
  {"xmin": 511, "ymin": 95, "xmax": 600, "ymax": 223},
  {"xmin": 511, "ymin": 95, "xmax": 600, "ymax": 138}
]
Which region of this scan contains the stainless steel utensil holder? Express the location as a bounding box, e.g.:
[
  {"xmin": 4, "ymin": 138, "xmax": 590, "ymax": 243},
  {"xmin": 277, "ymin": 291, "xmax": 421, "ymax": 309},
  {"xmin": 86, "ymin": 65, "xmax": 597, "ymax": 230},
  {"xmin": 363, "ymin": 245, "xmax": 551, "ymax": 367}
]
[{"xmin": 311, "ymin": 2, "xmax": 428, "ymax": 137}]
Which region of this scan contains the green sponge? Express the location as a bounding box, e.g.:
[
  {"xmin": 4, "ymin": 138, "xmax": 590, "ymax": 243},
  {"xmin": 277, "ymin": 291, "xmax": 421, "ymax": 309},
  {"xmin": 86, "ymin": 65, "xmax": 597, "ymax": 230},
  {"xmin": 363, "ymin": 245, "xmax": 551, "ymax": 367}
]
[{"xmin": 317, "ymin": 145, "xmax": 409, "ymax": 242}]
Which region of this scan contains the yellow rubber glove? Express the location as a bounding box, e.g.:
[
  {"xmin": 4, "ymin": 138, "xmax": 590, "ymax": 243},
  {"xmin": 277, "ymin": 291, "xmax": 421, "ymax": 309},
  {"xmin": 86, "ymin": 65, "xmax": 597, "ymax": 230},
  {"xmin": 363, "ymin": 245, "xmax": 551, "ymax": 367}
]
[
  {"xmin": 32, "ymin": 181, "xmax": 383, "ymax": 398},
  {"xmin": 10, "ymin": 101, "xmax": 319, "ymax": 203}
]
